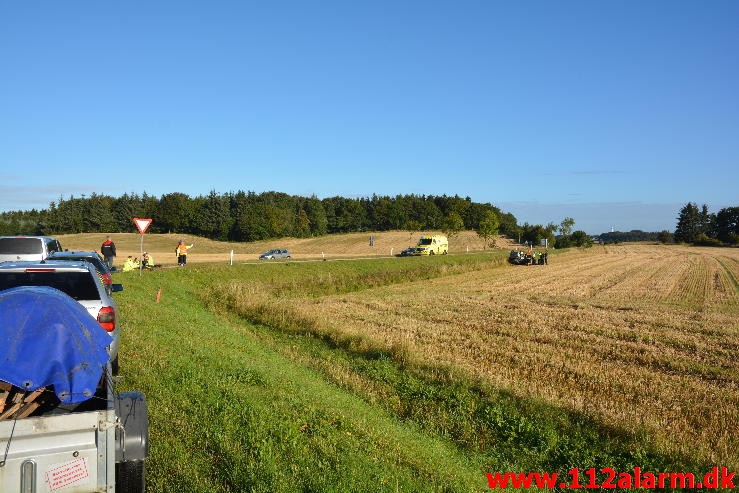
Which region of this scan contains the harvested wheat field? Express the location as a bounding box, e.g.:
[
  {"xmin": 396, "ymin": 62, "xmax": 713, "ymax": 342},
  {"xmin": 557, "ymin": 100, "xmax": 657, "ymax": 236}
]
[{"xmin": 293, "ymin": 244, "xmax": 739, "ymax": 468}]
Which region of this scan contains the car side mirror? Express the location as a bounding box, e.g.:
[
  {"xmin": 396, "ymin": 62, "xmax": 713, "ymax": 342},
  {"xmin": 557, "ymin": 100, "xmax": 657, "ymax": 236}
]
[{"xmin": 111, "ymin": 284, "xmax": 124, "ymax": 293}]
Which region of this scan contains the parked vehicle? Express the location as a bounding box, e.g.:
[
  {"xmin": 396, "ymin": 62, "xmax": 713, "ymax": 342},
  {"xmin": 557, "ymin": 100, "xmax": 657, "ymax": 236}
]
[
  {"xmin": 398, "ymin": 247, "xmax": 416, "ymax": 257},
  {"xmin": 0, "ymin": 235, "xmax": 63, "ymax": 263},
  {"xmin": 259, "ymin": 249, "xmax": 291, "ymax": 260},
  {"xmin": 411, "ymin": 235, "xmax": 448, "ymax": 256},
  {"xmin": 0, "ymin": 261, "xmax": 123, "ymax": 374},
  {"xmin": 46, "ymin": 251, "xmax": 115, "ymax": 295},
  {"xmin": 0, "ymin": 286, "xmax": 148, "ymax": 493},
  {"xmin": 508, "ymin": 250, "xmax": 527, "ymax": 265}
]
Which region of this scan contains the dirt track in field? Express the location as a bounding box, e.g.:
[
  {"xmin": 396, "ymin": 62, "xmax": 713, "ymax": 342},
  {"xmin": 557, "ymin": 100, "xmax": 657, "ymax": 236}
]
[{"xmin": 295, "ymin": 244, "xmax": 739, "ymax": 467}]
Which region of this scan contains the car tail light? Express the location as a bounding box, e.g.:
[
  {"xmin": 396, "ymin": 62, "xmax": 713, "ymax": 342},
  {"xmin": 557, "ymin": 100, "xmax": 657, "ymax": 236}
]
[
  {"xmin": 101, "ymin": 272, "xmax": 111, "ymax": 285},
  {"xmin": 97, "ymin": 306, "xmax": 116, "ymax": 332},
  {"xmin": 25, "ymin": 268, "xmax": 56, "ymax": 272}
]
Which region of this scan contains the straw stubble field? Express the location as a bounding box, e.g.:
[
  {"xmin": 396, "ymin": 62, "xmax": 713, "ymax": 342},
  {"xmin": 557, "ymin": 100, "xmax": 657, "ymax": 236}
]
[{"xmin": 286, "ymin": 244, "xmax": 739, "ymax": 468}]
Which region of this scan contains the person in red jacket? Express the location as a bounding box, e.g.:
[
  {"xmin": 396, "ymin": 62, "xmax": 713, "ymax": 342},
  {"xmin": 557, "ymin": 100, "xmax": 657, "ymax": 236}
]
[{"xmin": 100, "ymin": 236, "xmax": 116, "ymax": 269}]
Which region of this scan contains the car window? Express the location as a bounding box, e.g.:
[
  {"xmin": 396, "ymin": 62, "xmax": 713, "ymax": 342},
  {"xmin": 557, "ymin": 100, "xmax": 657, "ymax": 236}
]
[
  {"xmin": 0, "ymin": 238, "xmax": 43, "ymax": 255},
  {"xmin": 48, "ymin": 239, "xmax": 62, "ymax": 253},
  {"xmin": 0, "ymin": 272, "xmax": 100, "ymax": 300}
]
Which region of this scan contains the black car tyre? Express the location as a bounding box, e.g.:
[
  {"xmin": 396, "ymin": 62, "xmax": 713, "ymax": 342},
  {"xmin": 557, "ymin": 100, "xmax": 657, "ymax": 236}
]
[{"xmin": 115, "ymin": 460, "xmax": 145, "ymax": 493}]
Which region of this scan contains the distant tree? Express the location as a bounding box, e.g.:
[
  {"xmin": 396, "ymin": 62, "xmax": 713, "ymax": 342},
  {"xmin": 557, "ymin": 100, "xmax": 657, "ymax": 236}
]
[
  {"xmin": 694, "ymin": 233, "xmax": 722, "ymax": 247},
  {"xmin": 714, "ymin": 207, "xmax": 739, "ymax": 244},
  {"xmin": 570, "ymin": 230, "xmax": 592, "ymax": 247},
  {"xmin": 83, "ymin": 194, "xmax": 117, "ymax": 233},
  {"xmin": 476, "ymin": 211, "xmax": 500, "ymax": 249},
  {"xmin": 463, "ymin": 202, "xmax": 492, "ymax": 230},
  {"xmin": 521, "ymin": 222, "xmax": 556, "ymax": 248},
  {"xmin": 157, "ymin": 192, "xmax": 194, "ymax": 233},
  {"xmin": 559, "ymin": 217, "xmax": 575, "ymax": 237},
  {"xmin": 192, "ymin": 191, "xmax": 233, "ymax": 240},
  {"xmin": 498, "ymin": 212, "xmax": 520, "ymax": 239},
  {"xmin": 303, "ymin": 196, "xmax": 328, "ymax": 236},
  {"xmin": 673, "ymin": 202, "xmax": 715, "ymax": 243},
  {"xmin": 656, "ymin": 230, "xmax": 673, "ymax": 244},
  {"xmin": 111, "ymin": 193, "xmax": 147, "ymax": 233},
  {"xmin": 295, "ymin": 208, "xmax": 311, "ymax": 237},
  {"xmin": 442, "ymin": 212, "xmax": 465, "ymax": 239},
  {"xmin": 699, "ymin": 204, "xmax": 716, "ymax": 238},
  {"xmin": 554, "ymin": 235, "xmax": 572, "ymax": 249}
]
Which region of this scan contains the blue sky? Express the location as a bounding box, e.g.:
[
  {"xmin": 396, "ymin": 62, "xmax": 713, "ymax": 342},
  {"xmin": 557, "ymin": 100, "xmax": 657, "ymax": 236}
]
[{"xmin": 1, "ymin": 1, "xmax": 737, "ymax": 234}]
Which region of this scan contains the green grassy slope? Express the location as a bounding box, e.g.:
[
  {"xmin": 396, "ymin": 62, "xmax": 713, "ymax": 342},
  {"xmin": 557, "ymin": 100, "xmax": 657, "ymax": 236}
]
[{"xmin": 116, "ymin": 263, "xmax": 488, "ymax": 492}]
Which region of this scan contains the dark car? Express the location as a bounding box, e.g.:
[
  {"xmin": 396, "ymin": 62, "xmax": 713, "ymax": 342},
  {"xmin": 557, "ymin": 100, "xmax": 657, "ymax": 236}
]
[
  {"xmin": 508, "ymin": 250, "xmax": 528, "ymax": 265},
  {"xmin": 259, "ymin": 249, "xmax": 291, "ymax": 260},
  {"xmin": 46, "ymin": 251, "xmax": 115, "ymax": 294},
  {"xmin": 398, "ymin": 247, "xmax": 415, "ymax": 257}
]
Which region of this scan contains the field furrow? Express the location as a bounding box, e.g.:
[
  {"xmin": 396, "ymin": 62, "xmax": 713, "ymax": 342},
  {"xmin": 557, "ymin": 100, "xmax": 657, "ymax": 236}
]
[{"xmin": 293, "ymin": 244, "xmax": 739, "ymax": 467}]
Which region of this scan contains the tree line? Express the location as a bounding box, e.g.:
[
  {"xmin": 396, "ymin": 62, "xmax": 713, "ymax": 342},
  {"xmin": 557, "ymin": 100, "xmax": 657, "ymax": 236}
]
[
  {"xmin": 0, "ymin": 191, "xmax": 528, "ymax": 243},
  {"xmin": 674, "ymin": 203, "xmax": 739, "ymax": 245}
]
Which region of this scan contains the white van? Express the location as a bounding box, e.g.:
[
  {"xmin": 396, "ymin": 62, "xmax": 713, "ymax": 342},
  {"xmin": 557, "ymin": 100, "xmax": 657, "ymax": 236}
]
[{"xmin": 0, "ymin": 235, "xmax": 63, "ymax": 263}]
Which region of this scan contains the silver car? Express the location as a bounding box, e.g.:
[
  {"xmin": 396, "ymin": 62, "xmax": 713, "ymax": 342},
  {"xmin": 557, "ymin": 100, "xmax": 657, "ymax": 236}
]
[
  {"xmin": 0, "ymin": 261, "xmax": 123, "ymax": 374},
  {"xmin": 0, "ymin": 235, "xmax": 63, "ymax": 263},
  {"xmin": 259, "ymin": 248, "xmax": 291, "ymax": 260}
]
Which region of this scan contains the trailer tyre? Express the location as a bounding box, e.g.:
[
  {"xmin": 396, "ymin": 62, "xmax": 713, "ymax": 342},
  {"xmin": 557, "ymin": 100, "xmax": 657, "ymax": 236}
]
[{"xmin": 116, "ymin": 459, "xmax": 145, "ymax": 493}]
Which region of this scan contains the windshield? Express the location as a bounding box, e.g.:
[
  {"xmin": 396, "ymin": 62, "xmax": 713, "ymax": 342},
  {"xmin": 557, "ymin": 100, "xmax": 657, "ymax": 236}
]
[
  {"xmin": 0, "ymin": 238, "xmax": 43, "ymax": 255},
  {"xmin": 418, "ymin": 239, "xmax": 432, "ymax": 246}
]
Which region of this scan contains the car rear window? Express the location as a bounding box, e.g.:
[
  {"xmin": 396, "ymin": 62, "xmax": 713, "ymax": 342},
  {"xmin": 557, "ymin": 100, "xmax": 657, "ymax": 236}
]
[
  {"xmin": 0, "ymin": 238, "xmax": 43, "ymax": 255},
  {"xmin": 0, "ymin": 272, "xmax": 100, "ymax": 300}
]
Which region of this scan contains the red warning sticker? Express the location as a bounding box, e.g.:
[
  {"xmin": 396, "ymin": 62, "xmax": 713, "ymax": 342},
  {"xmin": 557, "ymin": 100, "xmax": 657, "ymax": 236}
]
[{"xmin": 46, "ymin": 457, "xmax": 90, "ymax": 491}]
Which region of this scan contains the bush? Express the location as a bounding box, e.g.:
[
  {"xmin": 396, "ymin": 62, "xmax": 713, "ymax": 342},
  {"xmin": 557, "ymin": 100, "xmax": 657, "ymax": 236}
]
[{"xmin": 693, "ymin": 233, "xmax": 722, "ymax": 247}]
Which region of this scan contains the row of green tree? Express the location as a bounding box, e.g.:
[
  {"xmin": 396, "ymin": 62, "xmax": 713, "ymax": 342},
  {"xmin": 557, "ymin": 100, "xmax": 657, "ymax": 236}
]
[
  {"xmin": 0, "ymin": 191, "xmax": 530, "ymax": 243},
  {"xmin": 674, "ymin": 203, "xmax": 739, "ymax": 245},
  {"xmin": 598, "ymin": 230, "xmax": 672, "ymax": 244}
]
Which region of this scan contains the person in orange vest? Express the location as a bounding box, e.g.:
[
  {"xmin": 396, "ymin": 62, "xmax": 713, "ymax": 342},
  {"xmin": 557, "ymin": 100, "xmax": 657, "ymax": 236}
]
[{"xmin": 176, "ymin": 240, "xmax": 194, "ymax": 267}]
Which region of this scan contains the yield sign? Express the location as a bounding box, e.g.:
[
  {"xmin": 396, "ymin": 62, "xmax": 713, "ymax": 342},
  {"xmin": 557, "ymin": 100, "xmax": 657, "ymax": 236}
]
[{"xmin": 133, "ymin": 218, "xmax": 153, "ymax": 234}]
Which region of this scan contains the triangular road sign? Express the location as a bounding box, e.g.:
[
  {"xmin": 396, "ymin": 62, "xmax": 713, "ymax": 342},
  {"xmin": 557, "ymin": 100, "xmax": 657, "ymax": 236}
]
[{"xmin": 133, "ymin": 218, "xmax": 153, "ymax": 234}]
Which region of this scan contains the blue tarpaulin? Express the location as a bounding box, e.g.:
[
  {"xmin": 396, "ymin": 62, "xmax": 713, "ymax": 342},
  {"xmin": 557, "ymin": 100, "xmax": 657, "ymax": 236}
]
[{"xmin": 0, "ymin": 286, "xmax": 111, "ymax": 403}]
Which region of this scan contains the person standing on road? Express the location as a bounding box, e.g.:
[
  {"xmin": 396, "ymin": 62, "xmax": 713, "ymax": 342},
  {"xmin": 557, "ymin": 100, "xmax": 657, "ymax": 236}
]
[
  {"xmin": 100, "ymin": 236, "xmax": 116, "ymax": 269},
  {"xmin": 176, "ymin": 240, "xmax": 194, "ymax": 267}
]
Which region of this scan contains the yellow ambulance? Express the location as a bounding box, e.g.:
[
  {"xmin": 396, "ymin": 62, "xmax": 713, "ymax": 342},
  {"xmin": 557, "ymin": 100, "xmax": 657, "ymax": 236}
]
[{"xmin": 413, "ymin": 235, "xmax": 449, "ymax": 255}]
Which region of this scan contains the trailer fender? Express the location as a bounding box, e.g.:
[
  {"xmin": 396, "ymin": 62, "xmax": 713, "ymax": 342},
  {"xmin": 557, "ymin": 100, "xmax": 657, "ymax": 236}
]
[{"xmin": 115, "ymin": 392, "xmax": 149, "ymax": 462}]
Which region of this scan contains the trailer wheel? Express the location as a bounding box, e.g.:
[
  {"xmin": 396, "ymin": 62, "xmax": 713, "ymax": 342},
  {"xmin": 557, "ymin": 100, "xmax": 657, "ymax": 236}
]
[{"xmin": 116, "ymin": 460, "xmax": 145, "ymax": 493}]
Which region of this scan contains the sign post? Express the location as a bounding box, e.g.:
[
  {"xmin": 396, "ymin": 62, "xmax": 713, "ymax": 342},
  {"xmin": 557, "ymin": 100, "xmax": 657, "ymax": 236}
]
[{"xmin": 133, "ymin": 218, "xmax": 153, "ymax": 276}]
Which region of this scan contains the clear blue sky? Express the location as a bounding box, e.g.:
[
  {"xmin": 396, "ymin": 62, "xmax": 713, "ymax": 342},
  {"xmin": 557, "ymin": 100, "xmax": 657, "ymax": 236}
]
[{"xmin": 1, "ymin": 1, "xmax": 737, "ymax": 234}]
